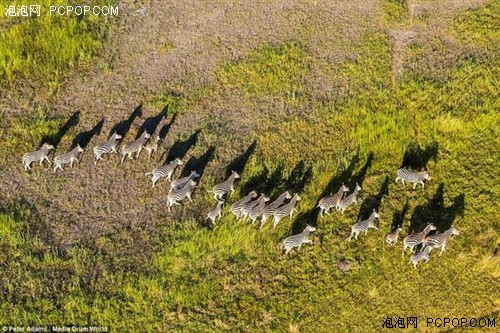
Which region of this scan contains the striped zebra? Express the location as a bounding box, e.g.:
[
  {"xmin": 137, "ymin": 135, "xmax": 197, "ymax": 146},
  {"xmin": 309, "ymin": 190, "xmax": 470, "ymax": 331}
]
[
  {"xmin": 239, "ymin": 194, "xmax": 267, "ymax": 221},
  {"xmin": 348, "ymin": 209, "xmax": 380, "ymax": 241},
  {"xmin": 93, "ymin": 133, "xmax": 122, "ymax": 165},
  {"xmin": 317, "ymin": 183, "xmax": 349, "ymax": 217},
  {"xmin": 422, "ymin": 227, "xmax": 460, "ymax": 256},
  {"xmin": 22, "ymin": 143, "xmax": 55, "ymax": 171},
  {"xmin": 230, "ymin": 191, "xmax": 258, "ymax": 218},
  {"xmin": 336, "ymin": 183, "xmax": 362, "ymax": 214},
  {"xmin": 120, "ymin": 131, "xmax": 151, "ymax": 164},
  {"xmin": 53, "ymin": 144, "xmax": 84, "ymax": 173},
  {"xmin": 409, "ymin": 246, "xmax": 431, "ymax": 269},
  {"xmin": 211, "ymin": 171, "xmax": 240, "ymax": 200},
  {"xmin": 386, "ymin": 227, "xmax": 403, "ymax": 245},
  {"xmin": 260, "ymin": 191, "xmax": 292, "ymax": 229},
  {"xmin": 146, "ymin": 158, "xmax": 183, "ymax": 188},
  {"xmin": 395, "ymin": 168, "xmax": 431, "ymax": 189},
  {"xmin": 248, "ymin": 195, "xmax": 271, "ymax": 225},
  {"xmin": 167, "ymin": 179, "xmax": 197, "ymax": 211},
  {"xmin": 170, "ymin": 171, "xmax": 200, "ymax": 192},
  {"xmin": 272, "ymin": 194, "xmax": 301, "ymax": 229},
  {"xmin": 281, "ymin": 225, "xmax": 316, "ymax": 255},
  {"xmin": 206, "ymin": 200, "xmax": 224, "ymax": 225},
  {"xmin": 402, "ymin": 223, "xmax": 436, "ymax": 256},
  {"xmin": 144, "ymin": 135, "xmax": 162, "ymax": 159}
]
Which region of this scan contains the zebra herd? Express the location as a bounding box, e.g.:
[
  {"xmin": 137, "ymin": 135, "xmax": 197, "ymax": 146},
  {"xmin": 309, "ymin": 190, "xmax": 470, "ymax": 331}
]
[{"xmin": 22, "ymin": 126, "xmax": 458, "ymax": 269}]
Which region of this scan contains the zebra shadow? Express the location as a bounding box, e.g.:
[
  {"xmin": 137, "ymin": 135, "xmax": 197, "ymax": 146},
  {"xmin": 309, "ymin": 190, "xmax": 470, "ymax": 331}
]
[
  {"xmin": 39, "ymin": 110, "xmax": 80, "ymax": 149},
  {"xmin": 349, "ymin": 151, "xmax": 374, "ymax": 189},
  {"xmin": 400, "ymin": 141, "xmax": 439, "ymax": 170},
  {"xmin": 70, "ymin": 118, "xmax": 104, "ymax": 150},
  {"xmin": 108, "ymin": 104, "xmax": 143, "ymax": 139},
  {"xmin": 135, "ymin": 105, "xmax": 167, "ymax": 139},
  {"xmin": 240, "ymin": 163, "xmax": 286, "ymax": 197},
  {"xmin": 180, "ymin": 145, "xmax": 216, "ymax": 180},
  {"xmin": 317, "ymin": 151, "xmax": 360, "ymax": 203},
  {"xmin": 390, "ymin": 201, "xmax": 410, "ymax": 232},
  {"xmin": 164, "ymin": 129, "xmax": 200, "ymax": 164},
  {"xmin": 409, "ymin": 183, "xmax": 465, "ymax": 233},
  {"xmin": 224, "ymin": 140, "xmax": 257, "ymax": 178},
  {"xmin": 356, "ymin": 175, "xmax": 390, "ymax": 222},
  {"xmin": 283, "ymin": 160, "xmax": 313, "ymax": 194},
  {"xmin": 158, "ymin": 113, "xmax": 177, "ymax": 141}
]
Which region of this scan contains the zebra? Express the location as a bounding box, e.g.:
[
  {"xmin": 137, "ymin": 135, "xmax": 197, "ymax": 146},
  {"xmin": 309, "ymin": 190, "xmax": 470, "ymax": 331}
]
[
  {"xmin": 281, "ymin": 225, "xmax": 316, "ymax": 255},
  {"xmin": 211, "ymin": 171, "xmax": 240, "ymax": 200},
  {"xmin": 273, "ymin": 194, "xmax": 301, "ymax": 229},
  {"xmin": 348, "ymin": 209, "xmax": 380, "ymax": 241},
  {"xmin": 22, "ymin": 143, "xmax": 55, "ymax": 171},
  {"xmin": 336, "ymin": 183, "xmax": 362, "ymax": 214},
  {"xmin": 230, "ymin": 191, "xmax": 258, "ymax": 218},
  {"xmin": 386, "ymin": 227, "xmax": 403, "ymax": 245},
  {"xmin": 422, "ymin": 226, "xmax": 460, "ymax": 256},
  {"xmin": 409, "ymin": 246, "xmax": 432, "ymax": 269},
  {"xmin": 317, "ymin": 183, "xmax": 349, "ymax": 217},
  {"xmin": 120, "ymin": 131, "xmax": 151, "ymax": 164},
  {"xmin": 248, "ymin": 194, "xmax": 271, "ymax": 225},
  {"xmin": 166, "ymin": 179, "xmax": 197, "ymax": 211},
  {"xmin": 170, "ymin": 171, "xmax": 200, "ymax": 192},
  {"xmin": 144, "ymin": 135, "xmax": 162, "ymax": 159},
  {"xmin": 146, "ymin": 158, "xmax": 183, "ymax": 188},
  {"xmin": 239, "ymin": 194, "xmax": 268, "ymax": 221},
  {"xmin": 53, "ymin": 144, "xmax": 84, "ymax": 173},
  {"xmin": 93, "ymin": 133, "xmax": 122, "ymax": 165},
  {"xmin": 260, "ymin": 191, "xmax": 292, "ymax": 229},
  {"xmin": 402, "ymin": 223, "xmax": 437, "ymax": 256},
  {"xmin": 395, "ymin": 168, "xmax": 431, "ymax": 189},
  {"xmin": 206, "ymin": 200, "xmax": 224, "ymax": 225}
]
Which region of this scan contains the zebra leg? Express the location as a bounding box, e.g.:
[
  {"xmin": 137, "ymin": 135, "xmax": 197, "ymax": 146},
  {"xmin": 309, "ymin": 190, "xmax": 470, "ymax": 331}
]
[
  {"xmin": 186, "ymin": 193, "xmax": 193, "ymax": 202},
  {"xmin": 120, "ymin": 154, "xmax": 126, "ymax": 164},
  {"xmin": 44, "ymin": 156, "xmax": 51, "ymax": 165},
  {"xmin": 420, "ymin": 181, "xmax": 425, "ymax": 189},
  {"xmin": 413, "ymin": 182, "xmax": 417, "ymax": 190},
  {"xmin": 439, "ymin": 245, "xmax": 445, "ymax": 256},
  {"xmin": 395, "ymin": 176, "xmax": 400, "ymax": 183},
  {"xmin": 39, "ymin": 159, "xmax": 44, "ymax": 166}
]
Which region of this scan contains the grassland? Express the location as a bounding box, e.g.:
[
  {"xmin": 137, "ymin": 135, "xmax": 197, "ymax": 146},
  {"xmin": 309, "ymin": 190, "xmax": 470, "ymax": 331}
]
[{"xmin": 0, "ymin": 0, "xmax": 499, "ymax": 332}]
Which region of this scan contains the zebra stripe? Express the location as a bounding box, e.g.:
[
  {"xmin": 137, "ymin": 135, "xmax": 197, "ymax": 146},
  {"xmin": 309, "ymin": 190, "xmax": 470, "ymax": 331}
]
[
  {"xmin": 144, "ymin": 135, "xmax": 162, "ymax": 159},
  {"xmin": 317, "ymin": 183, "xmax": 349, "ymax": 217},
  {"xmin": 336, "ymin": 183, "xmax": 362, "ymax": 214},
  {"xmin": 53, "ymin": 144, "xmax": 84, "ymax": 173},
  {"xmin": 402, "ymin": 223, "xmax": 436, "ymax": 256},
  {"xmin": 348, "ymin": 210, "xmax": 380, "ymax": 241},
  {"xmin": 146, "ymin": 158, "xmax": 183, "ymax": 188},
  {"xmin": 230, "ymin": 191, "xmax": 258, "ymax": 218},
  {"xmin": 260, "ymin": 190, "xmax": 292, "ymax": 228},
  {"xmin": 167, "ymin": 179, "xmax": 197, "ymax": 211},
  {"xmin": 93, "ymin": 133, "xmax": 122, "ymax": 165},
  {"xmin": 385, "ymin": 227, "xmax": 403, "ymax": 245},
  {"xmin": 422, "ymin": 227, "xmax": 459, "ymax": 256},
  {"xmin": 22, "ymin": 143, "xmax": 55, "ymax": 171},
  {"xmin": 281, "ymin": 225, "xmax": 316, "ymax": 255},
  {"xmin": 409, "ymin": 246, "xmax": 431, "ymax": 269},
  {"xmin": 395, "ymin": 168, "xmax": 431, "ymax": 189},
  {"xmin": 272, "ymin": 194, "xmax": 301, "ymax": 229},
  {"xmin": 206, "ymin": 200, "xmax": 224, "ymax": 225},
  {"xmin": 212, "ymin": 171, "xmax": 240, "ymax": 200},
  {"xmin": 121, "ymin": 132, "xmax": 151, "ymax": 164},
  {"xmin": 248, "ymin": 195, "xmax": 271, "ymax": 225},
  {"xmin": 170, "ymin": 171, "xmax": 200, "ymax": 192}
]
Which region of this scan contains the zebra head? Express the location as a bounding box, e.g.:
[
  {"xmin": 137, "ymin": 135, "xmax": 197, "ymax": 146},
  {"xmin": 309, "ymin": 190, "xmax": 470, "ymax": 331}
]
[
  {"xmin": 232, "ymin": 171, "xmax": 241, "ymax": 179},
  {"xmin": 112, "ymin": 133, "xmax": 122, "ymax": 140},
  {"xmin": 144, "ymin": 132, "xmax": 151, "ymax": 139},
  {"xmin": 76, "ymin": 144, "xmax": 84, "ymax": 153},
  {"xmin": 191, "ymin": 171, "xmax": 200, "ymax": 178},
  {"xmin": 355, "ymin": 183, "xmax": 362, "ymax": 192},
  {"xmin": 294, "ymin": 194, "xmax": 301, "ymax": 201},
  {"xmin": 175, "ymin": 158, "xmax": 183, "ymax": 165},
  {"xmin": 284, "ymin": 191, "xmax": 293, "ymax": 199},
  {"xmin": 427, "ymin": 223, "xmax": 437, "ymax": 232},
  {"xmin": 341, "ymin": 183, "xmax": 349, "ymax": 193},
  {"xmin": 305, "ymin": 225, "xmax": 316, "ymax": 232},
  {"xmin": 450, "ymin": 227, "xmax": 460, "ymax": 236},
  {"xmin": 43, "ymin": 143, "xmax": 55, "ymax": 150},
  {"xmin": 371, "ymin": 209, "xmax": 380, "ymax": 219},
  {"xmin": 423, "ymin": 171, "xmax": 431, "ymax": 181}
]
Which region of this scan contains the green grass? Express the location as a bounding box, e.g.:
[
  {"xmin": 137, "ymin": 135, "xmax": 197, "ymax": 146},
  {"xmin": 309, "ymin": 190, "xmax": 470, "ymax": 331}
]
[
  {"xmin": 0, "ymin": 0, "xmax": 114, "ymax": 92},
  {"xmin": 382, "ymin": 0, "xmax": 409, "ymax": 23},
  {"xmin": 1, "ymin": 2, "xmax": 499, "ymax": 332}
]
